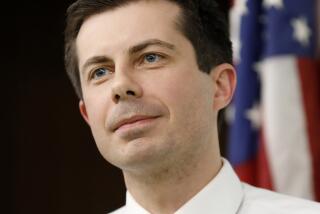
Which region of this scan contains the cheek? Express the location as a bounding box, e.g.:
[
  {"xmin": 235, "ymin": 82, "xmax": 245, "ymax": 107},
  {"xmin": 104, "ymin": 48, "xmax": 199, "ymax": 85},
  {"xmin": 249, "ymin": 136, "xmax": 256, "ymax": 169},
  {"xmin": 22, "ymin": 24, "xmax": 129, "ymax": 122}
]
[
  {"xmin": 85, "ymin": 94, "xmax": 114, "ymax": 158},
  {"xmin": 164, "ymin": 71, "xmax": 212, "ymax": 106},
  {"xmin": 171, "ymin": 73, "xmax": 213, "ymax": 123},
  {"xmin": 84, "ymin": 92, "xmax": 110, "ymax": 131},
  {"xmin": 149, "ymin": 69, "xmax": 210, "ymax": 120}
]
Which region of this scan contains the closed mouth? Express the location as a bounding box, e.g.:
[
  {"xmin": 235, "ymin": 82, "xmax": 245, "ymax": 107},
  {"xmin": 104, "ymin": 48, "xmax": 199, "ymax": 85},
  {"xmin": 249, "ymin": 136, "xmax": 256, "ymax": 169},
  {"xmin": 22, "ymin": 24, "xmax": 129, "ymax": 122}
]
[{"xmin": 113, "ymin": 115, "xmax": 160, "ymax": 132}]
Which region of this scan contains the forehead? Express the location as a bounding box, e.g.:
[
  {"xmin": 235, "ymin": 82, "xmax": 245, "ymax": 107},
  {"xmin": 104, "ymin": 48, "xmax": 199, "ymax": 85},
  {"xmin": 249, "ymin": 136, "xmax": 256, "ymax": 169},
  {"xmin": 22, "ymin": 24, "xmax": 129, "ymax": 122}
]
[{"xmin": 76, "ymin": 0, "xmax": 185, "ymax": 66}]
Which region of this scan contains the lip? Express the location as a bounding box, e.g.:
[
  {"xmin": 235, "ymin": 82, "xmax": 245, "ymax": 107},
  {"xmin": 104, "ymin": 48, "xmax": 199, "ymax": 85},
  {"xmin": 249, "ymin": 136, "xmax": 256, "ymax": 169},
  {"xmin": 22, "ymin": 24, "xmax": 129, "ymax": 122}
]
[{"xmin": 112, "ymin": 115, "xmax": 159, "ymax": 132}]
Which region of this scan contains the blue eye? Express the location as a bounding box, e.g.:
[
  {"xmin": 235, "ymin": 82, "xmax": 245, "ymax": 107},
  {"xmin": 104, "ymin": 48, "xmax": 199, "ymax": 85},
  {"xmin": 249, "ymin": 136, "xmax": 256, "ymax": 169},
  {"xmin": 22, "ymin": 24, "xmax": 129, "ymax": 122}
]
[
  {"xmin": 144, "ymin": 54, "xmax": 161, "ymax": 63},
  {"xmin": 92, "ymin": 67, "xmax": 111, "ymax": 80}
]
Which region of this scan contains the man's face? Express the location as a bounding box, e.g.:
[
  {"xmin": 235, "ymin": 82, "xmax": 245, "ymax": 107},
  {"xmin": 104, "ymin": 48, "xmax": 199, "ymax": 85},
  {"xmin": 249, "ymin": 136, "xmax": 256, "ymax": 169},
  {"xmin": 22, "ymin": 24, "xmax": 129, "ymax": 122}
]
[{"xmin": 76, "ymin": 0, "xmax": 222, "ymax": 171}]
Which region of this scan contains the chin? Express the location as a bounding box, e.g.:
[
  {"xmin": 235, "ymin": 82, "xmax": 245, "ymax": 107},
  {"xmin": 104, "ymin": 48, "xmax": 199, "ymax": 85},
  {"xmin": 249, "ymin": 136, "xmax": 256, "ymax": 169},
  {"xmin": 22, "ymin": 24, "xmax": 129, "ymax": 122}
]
[{"xmin": 105, "ymin": 139, "xmax": 168, "ymax": 171}]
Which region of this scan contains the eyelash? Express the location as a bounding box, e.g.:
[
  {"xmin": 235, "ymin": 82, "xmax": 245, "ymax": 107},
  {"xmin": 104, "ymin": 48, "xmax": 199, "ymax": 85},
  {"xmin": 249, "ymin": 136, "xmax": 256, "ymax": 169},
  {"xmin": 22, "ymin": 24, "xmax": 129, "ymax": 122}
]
[
  {"xmin": 139, "ymin": 52, "xmax": 165, "ymax": 65},
  {"xmin": 89, "ymin": 66, "xmax": 113, "ymax": 81}
]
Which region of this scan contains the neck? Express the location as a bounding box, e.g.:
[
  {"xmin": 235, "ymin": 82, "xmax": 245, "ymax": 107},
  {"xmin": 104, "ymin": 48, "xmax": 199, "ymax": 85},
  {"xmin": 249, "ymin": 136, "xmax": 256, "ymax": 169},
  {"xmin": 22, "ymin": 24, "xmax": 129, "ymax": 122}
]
[{"xmin": 123, "ymin": 143, "xmax": 222, "ymax": 214}]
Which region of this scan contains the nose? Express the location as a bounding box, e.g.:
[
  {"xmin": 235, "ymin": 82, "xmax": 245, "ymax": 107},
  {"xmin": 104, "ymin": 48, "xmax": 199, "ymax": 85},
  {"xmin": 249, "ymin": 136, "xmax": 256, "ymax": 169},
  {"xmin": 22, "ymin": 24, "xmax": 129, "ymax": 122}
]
[{"xmin": 111, "ymin": 72, "xmax": 143, "ymax": 103}]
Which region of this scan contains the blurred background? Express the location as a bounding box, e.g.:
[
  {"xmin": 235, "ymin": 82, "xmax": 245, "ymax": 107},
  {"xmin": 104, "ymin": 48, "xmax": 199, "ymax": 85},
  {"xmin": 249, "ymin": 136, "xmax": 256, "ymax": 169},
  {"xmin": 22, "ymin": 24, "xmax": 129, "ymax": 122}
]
[{"xmin": 11, "ymin": 0, "xmax": 320, "ymax": 214}]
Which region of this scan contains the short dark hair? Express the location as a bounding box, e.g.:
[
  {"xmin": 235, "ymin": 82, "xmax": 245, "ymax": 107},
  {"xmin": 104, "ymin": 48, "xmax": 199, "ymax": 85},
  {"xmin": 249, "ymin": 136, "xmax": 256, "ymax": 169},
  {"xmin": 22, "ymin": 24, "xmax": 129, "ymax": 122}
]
[{"xmin": 64, "ymin": 0, "xmax": 232, "ymax": 98}]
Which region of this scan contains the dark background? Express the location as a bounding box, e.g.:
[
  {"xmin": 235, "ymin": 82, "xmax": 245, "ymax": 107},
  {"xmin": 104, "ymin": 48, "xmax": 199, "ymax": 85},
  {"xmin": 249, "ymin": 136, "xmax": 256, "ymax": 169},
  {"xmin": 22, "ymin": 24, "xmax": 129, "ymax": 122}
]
[{"xmin": 11, "ymin": 1, "xmax": 230, "ymax": 213}]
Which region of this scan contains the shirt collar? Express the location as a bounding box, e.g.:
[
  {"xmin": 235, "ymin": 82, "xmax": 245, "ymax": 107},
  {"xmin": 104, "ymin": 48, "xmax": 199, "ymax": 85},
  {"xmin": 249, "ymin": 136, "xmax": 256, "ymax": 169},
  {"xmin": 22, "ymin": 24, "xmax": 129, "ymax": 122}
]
[
  {"xmin": 126, "ymin": 192, "xmax": 150, "ymax": 214},
  {"xmin": 125, "ymin": 158, "xmax": 244, "ymax": 214}
]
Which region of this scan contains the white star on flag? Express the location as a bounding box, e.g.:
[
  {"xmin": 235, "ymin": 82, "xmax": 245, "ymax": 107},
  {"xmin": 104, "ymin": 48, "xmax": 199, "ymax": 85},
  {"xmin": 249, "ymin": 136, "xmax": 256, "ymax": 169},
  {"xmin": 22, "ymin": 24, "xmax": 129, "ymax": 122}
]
[
  {"xmin": 253, "ymin": 62, "xmax": 263, "ymax": 78},
  {"xmin": 263, "ymin": 0, "xmax": 284, "ymax": 9},
  {"xmin": 245, "ymin": 103, "xmax": 261, "ymax": 130},
  {"xmin": 226, "ymin": 105, "xmax": 236, "ymax": 124},
  {"xmin": 291, "ymin": 17, "xmax": 312, "ymax": 47}
]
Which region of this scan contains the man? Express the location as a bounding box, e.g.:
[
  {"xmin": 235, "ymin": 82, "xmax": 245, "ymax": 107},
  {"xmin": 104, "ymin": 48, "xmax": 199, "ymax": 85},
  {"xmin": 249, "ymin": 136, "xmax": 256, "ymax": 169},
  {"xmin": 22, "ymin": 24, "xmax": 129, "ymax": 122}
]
[{"xmin": 64, "ymin": 0, "xmax": 320, "ymax": 213}]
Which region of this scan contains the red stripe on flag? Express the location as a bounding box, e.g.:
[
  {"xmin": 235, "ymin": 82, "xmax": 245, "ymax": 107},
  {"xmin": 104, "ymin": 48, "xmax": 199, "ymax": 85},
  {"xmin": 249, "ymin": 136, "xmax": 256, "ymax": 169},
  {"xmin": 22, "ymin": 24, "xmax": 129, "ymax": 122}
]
[
  {"xmin": 235, "ymin": 131, "xmax": 273, "ymax": 190},
  {"xmin": 235, "ymin": 158, "xmax": 257, "ymax": 185},
  {"xmin": 297, "ymin": 58, "xmax": 320, "ymax": 201}
]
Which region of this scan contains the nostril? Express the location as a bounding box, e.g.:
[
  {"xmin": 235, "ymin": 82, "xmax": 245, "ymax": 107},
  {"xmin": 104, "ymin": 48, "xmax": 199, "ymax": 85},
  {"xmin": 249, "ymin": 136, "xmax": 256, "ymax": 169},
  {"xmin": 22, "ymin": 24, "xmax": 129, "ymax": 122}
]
[
  {"xmin": 126, "ymin": 90, "xmax": 135, "ymax": 96},
  {"xmin": 115, "ymin": 94, "xmax": 120, "ymax": 100}
]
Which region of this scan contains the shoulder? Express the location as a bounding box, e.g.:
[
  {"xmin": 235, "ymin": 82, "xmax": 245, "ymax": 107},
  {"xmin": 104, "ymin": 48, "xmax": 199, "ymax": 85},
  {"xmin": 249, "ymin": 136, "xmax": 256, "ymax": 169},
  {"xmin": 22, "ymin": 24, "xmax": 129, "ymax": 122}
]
[
  {"xmin": 240, "ymin": 183, "xmax": 320, "ymax": 214},
  {"xmin": 107, "ymin": 206, "xmax": 126, "ymax": 214}
]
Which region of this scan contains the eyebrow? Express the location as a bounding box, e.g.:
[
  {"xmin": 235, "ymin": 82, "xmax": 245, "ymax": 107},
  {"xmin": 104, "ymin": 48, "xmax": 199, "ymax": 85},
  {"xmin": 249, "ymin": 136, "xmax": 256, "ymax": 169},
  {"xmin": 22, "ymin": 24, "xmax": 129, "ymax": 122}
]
[
  {"xmin": 81, "ymin": 39, "xmax": 176, "ymax": 74},
  {"xmin": 128, "ymin": 39, "xmax": 176, "ymax": 55}
]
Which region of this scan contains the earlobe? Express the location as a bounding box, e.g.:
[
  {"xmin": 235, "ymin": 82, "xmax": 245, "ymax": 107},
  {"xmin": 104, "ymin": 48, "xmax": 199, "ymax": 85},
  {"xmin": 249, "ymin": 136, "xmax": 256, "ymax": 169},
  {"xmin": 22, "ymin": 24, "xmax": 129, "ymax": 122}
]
[
  {"xmin": 79, "ymin": 100, "xmax": 90, "ymax": 125},
  {"xmin": 210, "ymin": 63, "xmax": 237, "ymax": 111}
]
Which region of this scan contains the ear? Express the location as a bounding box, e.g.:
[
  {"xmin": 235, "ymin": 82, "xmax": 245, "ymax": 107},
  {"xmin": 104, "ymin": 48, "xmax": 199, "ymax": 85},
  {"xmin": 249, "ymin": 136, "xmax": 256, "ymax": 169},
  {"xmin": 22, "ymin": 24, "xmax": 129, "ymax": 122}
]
[
  {"xmin": 210, "ymin": 63, "xmax": 237, "ymax": 111},
  {"xmin": 79, "ymin": 100, "xmax": 90, "ymax": 125}
]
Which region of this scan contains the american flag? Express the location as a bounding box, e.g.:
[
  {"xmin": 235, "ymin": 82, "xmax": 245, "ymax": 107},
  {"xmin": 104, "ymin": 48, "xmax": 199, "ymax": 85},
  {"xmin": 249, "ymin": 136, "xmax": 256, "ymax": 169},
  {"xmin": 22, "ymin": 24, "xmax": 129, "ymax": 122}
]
[{"xmin": 227, "ymin": 0, "xmax": 320, "ymax": 201}]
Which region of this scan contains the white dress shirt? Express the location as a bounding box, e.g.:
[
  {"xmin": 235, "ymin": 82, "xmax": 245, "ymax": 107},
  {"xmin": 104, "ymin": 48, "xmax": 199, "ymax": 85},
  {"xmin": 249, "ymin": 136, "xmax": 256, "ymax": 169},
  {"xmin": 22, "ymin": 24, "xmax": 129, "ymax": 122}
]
[{"xmin": 110, "ymin": 159, "xmax": 320, "ymax": 214}]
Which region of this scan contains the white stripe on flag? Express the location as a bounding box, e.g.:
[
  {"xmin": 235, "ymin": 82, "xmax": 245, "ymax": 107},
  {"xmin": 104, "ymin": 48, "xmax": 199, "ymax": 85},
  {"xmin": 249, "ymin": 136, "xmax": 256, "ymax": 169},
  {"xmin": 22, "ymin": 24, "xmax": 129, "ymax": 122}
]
[{"xmin": 260, "ymin": 56, "xmax": 315, "ymax": 200}]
